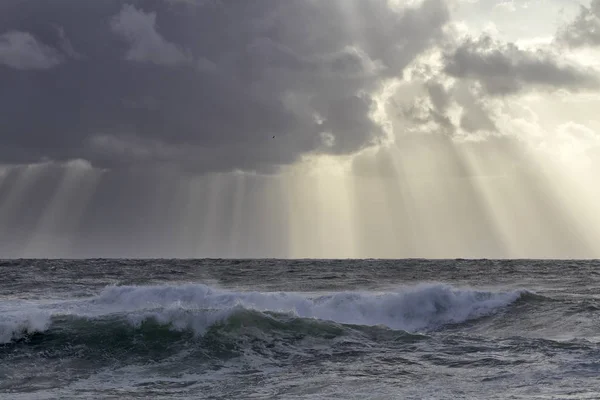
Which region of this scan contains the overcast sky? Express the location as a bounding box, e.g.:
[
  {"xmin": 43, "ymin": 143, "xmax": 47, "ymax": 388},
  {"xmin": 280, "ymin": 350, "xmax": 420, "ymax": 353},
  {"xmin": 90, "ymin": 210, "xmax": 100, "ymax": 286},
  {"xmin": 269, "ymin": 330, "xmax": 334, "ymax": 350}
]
[{"xmin": 1, "ymin": 0, "xmax": 600, "ymax": 259}]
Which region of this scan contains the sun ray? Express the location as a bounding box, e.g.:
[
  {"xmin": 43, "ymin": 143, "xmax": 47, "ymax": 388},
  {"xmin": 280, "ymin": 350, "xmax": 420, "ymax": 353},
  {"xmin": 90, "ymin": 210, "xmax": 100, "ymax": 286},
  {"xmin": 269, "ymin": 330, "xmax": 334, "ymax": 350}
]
[
  {"xmin": 0, "ymin": 164, "xmax": 49, "ymax": 238},
  {"xmin": 226, "ymin": 172, "xmax": 247, "ymax": 258},
  {"xmin": 21, "ymin": 161, "xmax": 104, "ymax": 258},
  {"xmin": 194, "ymin": 173, "xmax": 227, "ymax": 258},
  {"xmin": 284, "ymin": 156, "xmax": 358, "ymax": 259}
]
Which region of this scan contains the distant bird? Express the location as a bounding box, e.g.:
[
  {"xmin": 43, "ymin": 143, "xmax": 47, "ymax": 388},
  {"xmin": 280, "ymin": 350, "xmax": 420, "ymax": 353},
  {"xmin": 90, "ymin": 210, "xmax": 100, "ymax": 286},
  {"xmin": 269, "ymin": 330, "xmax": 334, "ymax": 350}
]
[{"xmin": 272, "ymin": 136, "xmax": 275, "ymax": 139}]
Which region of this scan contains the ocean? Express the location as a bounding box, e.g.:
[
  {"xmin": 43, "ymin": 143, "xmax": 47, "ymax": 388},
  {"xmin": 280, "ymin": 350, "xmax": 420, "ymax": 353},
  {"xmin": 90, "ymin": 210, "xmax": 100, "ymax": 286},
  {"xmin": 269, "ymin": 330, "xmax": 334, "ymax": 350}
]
[{"xmin": 1, "ymin": 259, "xmax": 599, "ymax": 399}]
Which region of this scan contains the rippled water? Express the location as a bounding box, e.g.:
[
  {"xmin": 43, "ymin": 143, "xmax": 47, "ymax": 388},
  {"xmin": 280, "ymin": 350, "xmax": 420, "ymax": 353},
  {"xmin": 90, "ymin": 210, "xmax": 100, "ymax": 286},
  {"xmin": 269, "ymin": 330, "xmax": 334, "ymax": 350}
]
[{"xmin": 1, "ymin": 259, "xmax": 599, "ymax": 399}]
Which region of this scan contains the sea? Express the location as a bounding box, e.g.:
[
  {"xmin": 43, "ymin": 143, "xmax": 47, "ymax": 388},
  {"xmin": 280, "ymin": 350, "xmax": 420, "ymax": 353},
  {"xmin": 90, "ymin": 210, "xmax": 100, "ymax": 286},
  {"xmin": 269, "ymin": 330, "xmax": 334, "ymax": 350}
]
[{"xmin": 1, "ymin": 259, "xmax": 599, "ymax": 399}]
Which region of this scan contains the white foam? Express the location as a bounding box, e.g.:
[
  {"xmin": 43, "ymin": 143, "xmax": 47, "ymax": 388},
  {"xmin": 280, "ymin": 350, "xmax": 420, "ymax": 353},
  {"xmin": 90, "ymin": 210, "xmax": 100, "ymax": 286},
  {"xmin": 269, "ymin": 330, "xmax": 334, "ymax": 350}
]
[
  {"xmin": 0, "ymin": 310, "xmax": 52, "ymax": 343},
  {"xmin": 93, "ymin": 282, "xmax": 524, "ymax": 331},
  {"xmin": 0, "ymin": 283, "xmax": 527, "ymax": 342}
]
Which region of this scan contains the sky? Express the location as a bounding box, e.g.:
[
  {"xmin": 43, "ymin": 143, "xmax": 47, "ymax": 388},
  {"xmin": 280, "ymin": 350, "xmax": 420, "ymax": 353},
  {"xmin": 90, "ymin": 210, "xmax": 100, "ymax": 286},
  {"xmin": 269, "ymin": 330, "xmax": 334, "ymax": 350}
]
[{"xmin": 1, "ymin": 0, "xmax": 600, "ymax": 259}]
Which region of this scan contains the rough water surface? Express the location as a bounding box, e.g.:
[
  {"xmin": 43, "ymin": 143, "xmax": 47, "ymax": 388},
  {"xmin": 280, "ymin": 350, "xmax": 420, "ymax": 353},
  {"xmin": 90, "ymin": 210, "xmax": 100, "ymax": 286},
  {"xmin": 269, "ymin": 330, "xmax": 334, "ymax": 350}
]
[{"xmin": 1, "ymin": 259, "xmax": 599, "ymax": 399}]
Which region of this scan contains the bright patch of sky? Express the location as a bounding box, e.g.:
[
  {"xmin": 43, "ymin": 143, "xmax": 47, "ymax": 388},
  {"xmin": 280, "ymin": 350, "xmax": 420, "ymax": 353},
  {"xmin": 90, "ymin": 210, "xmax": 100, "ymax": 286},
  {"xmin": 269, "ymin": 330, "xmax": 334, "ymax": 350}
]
[{"xmin": 452, "ymin": 0, "xmax": 584, "ymax": 44}]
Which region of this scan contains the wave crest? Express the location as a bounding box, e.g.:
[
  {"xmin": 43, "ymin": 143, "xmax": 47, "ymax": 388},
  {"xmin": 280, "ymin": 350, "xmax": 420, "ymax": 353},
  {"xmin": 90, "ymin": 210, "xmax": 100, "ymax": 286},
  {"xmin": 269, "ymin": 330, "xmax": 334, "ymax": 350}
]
[
  {"xmin": 0, "ymin": 311, "xmax": 52, "ymax": 343},
  {"xmin": 95, "ymin": 283, "xmax": 526, "ymax": 331},
  {"xmin": 1, "ymin": 283, "xmax": 528, "ymax": 343}
]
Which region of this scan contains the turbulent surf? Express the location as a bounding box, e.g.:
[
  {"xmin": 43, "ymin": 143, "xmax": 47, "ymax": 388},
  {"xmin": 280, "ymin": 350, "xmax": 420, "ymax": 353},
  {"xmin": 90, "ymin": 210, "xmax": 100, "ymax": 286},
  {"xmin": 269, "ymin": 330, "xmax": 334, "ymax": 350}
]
[{"xmin": 1, "ymin": 259, "xmax": 599, "ymax": 399}]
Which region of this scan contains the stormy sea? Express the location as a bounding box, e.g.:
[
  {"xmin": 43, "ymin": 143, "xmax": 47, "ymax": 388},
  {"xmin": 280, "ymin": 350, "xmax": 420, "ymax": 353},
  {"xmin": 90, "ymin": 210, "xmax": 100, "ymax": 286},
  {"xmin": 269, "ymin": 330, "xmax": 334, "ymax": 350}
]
[{"xmin": 1, "ymin": 259, "xmax": 599, "ymax": 399}]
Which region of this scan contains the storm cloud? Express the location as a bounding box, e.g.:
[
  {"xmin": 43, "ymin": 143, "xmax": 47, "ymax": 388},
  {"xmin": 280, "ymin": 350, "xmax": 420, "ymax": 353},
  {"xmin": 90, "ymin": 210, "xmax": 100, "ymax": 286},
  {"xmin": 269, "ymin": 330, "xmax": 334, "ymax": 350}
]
[{"xmin": 0, "ymin": 0, "xmax": 449, "ymax": 174}]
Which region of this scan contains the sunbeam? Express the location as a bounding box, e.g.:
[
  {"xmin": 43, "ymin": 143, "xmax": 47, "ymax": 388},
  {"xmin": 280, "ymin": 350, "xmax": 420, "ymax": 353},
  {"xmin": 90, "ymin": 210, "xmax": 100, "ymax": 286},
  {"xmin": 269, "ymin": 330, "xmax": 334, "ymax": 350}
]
[
  {"xmin": 21, "ymin": 160, "xmax": 103, "ymax": 258},
  {"xmin": 0, "ymin": 0, "xmax": 598, "ymax": 259}
]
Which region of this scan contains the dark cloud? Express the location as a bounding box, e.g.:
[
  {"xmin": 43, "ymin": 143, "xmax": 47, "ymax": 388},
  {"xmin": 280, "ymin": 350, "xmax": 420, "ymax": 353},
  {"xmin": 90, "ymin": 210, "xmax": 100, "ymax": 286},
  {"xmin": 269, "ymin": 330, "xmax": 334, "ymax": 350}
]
[
  {"xmin": 444, "ymin": 35, "xmax": 599, "ymax": 95},
  {"xmin": 0, "ymin": 0, "xmax": 449, "ymax": 174},
  {"xmin": 557, "ymin": 0, "xmax": 600, "ymax": 48},
  {"xmin": 110, "ymin": 4, "xmax": 192, "ymax": 66},
  {"xmin": 0, "ymin": 31, "xmax": 63, "ymax": 69}
]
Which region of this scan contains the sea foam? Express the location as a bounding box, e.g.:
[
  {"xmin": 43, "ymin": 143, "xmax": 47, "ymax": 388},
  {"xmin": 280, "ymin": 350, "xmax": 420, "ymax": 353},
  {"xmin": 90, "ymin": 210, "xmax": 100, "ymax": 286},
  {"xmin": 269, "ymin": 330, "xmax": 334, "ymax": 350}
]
[{"xmin": 0, "ymin": 283, "xmax": 527, "ymax": 343}]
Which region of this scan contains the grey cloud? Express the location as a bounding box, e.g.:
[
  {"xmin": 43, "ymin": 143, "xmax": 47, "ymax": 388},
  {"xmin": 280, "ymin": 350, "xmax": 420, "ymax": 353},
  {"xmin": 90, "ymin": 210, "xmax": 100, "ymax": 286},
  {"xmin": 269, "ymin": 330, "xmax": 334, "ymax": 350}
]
[
  {"xmin": 55, "ymin": 25, "xmax": 82, "ymax": 60},
  {"xmin": 557, "ymin": 0, "xmax": 600, "ymax": 47},
  {"xmin": 452, "ymin": 82, "xmax": 497, "ymax": 133},
  {"xmin": 459, "ymin": 107, "xmax": 496, "ymax": 133},
  {"xmin": 388, "ymin": 77, "xmax": 495, "ymax": 139},
  {"xmin": 110, "ymin": 4, "xmax": 191, "ymax": 66},
  {"xmin": 397, "ymin": 102, "xmax": 455, "ymax": 135},
  {"xmin": 0, "ymin": 0, "xmax": 450, "ymax": 173},
  {"xmin": 444, "ymin": 35, "xmax": 599, "ymax": 95},
  {"xmin": 0, "ymin": 31, "xmax": 62, "ymax": 70},
  {"xmin": 424, "ymin": 81, "xmax": 457, "ymax": 133},
  {"xmin": 426, "ymin": 81, "xmax": 450, "ymax": 112}
]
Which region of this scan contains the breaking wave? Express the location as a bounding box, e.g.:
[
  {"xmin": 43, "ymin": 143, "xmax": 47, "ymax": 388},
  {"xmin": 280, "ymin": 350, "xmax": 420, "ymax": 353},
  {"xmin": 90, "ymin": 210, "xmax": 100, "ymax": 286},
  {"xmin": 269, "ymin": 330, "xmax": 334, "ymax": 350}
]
[{"xmin": 0, "ymin": 283, "xmax": 528, "ymax": 344}]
